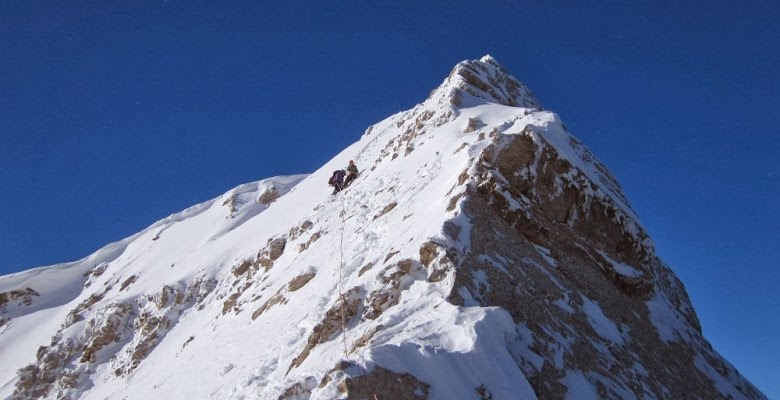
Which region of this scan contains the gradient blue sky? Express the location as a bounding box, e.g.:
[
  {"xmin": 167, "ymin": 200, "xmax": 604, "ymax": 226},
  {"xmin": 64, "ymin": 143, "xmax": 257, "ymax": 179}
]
[{"xmin": 1, "ymin": 1, "xmax": 777, "ymax": 397}]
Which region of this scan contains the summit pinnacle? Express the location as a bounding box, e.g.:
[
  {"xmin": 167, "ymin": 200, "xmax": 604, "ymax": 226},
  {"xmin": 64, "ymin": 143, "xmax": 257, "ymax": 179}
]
[{"xmin": 428, "ymin": 55, "xmax": 542, "ymax": 109}]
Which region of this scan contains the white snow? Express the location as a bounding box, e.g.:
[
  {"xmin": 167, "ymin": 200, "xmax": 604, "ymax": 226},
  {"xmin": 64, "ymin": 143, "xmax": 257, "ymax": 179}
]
[
  {"xmin": 612, "ymin": 262, "xmax": 642, "ymax": 278},
  {"xmin": 0, "ymin": 56, "xmax": 757, "ymax": 400},
  {"xmin": 581, "ymin": 295, "xmax": 625, "ymax": 345},
  {"xmin": 533, "ymin": 244, "xmax": 557, "ymax": 267},
  {"xmin": 693, "ymin": 354, "xmax": 746, "ymax": 400},
  {"xmin": 561, "ymin": 370, "xmax": 599, "ymax": 400},
  {"xmin": 598, "ymin": 250, "xmax": 644, "ymax": 278},
  {"xmin": 646, "ymin": 289, "xmax": 686, "ymax": 343}
]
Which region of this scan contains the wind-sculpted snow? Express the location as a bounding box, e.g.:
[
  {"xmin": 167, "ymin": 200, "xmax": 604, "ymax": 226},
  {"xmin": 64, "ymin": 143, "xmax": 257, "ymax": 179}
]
[{"xmin": 0, "ymin": 57, "xmax": 766, "ymax": 399}]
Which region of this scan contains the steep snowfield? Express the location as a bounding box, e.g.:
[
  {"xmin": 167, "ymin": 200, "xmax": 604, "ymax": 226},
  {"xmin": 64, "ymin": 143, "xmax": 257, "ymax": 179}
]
[
  {"xmin": 0, "ymin": 56, "xmax": 765, "ymax": 400},
  {"xmin": 0, "ymin": 65, "xmax": 539, "ymax": 399},
  {"xmin": 0, "ymin": 174, "xmax": 305, "ymax": 398}
]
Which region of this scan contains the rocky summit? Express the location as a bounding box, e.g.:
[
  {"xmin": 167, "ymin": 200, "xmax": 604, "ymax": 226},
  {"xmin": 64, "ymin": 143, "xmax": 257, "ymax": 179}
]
[{"xmin": 0, "ymin": 56, "xmax": 766, "ymax": 400}]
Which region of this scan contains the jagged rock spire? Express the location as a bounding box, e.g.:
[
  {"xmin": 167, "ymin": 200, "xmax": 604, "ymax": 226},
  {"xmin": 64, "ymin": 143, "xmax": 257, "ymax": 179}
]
[{"xmin": 429, "ymin": 55, "xmax": 542, "ymax": 109}]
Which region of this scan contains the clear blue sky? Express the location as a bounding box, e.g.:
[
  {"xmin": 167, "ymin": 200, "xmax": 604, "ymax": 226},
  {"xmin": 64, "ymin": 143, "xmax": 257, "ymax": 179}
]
[{"xmin": 1, "ymin": 1, "xmax": 777, "ymax": 397}]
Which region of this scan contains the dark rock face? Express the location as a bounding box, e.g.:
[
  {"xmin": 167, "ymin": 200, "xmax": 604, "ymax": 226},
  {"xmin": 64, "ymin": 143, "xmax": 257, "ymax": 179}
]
[
  {"xmin": 339, "ymin": 366, "xmax": 430, "ymax": 400},
  {"xmin": 476, "ymin": 129, "xmax": 655, "ymax": 297},
  {"xmin": 311, "ymin": 361, "xmax": 430, "ymax": 400},
  {"xmin": 443, "ymin": 131, "xmax": 764, "ymax": 399}
]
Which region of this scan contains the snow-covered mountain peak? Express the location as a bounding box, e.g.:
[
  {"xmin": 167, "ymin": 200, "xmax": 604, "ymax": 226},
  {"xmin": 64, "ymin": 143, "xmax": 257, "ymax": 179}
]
[
  {"xmin": 0, "ymin": 58, "xmax": 766, "ymax": 400},
  {"xmin": 427, "ymin": 55, "xmax": 541, "ymax": 110}
]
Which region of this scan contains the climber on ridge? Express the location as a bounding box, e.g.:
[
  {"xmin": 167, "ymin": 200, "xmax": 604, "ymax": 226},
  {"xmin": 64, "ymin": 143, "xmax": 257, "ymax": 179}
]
[
  {"xmin": 344, "ymin": 160, "xmax": 359, "ymax": 188},
  {"xmin": 328, "ymin": 169, "xmax": 346, "ymax": 194}
]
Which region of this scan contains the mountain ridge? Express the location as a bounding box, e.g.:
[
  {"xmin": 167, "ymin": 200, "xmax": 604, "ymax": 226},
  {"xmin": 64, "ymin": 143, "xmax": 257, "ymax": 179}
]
[{"xmin": 0, "ymin": 56, "xmax": 765, "ymax": 400}]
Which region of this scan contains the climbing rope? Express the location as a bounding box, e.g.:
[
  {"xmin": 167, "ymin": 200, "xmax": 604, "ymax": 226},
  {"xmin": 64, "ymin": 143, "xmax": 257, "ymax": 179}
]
[{"xmin": 338, "ymin": 195, "xmax": 349, "ymax": 358}]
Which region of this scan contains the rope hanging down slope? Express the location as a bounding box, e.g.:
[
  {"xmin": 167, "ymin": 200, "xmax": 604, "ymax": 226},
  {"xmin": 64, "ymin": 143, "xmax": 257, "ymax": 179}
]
[{"xmin": 338, "ymin": 196, "xmax": 349, "ymax": 358}]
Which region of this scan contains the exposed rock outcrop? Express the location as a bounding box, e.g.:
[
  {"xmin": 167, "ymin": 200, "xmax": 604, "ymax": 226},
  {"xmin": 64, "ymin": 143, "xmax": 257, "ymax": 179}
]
[
  {"xmin": 13, "ymin": 278, "xmax": 216, "ymax": 399},
  {"xmin": 437, "ymin": 127, "xmax": 759, "ymax": 399}
]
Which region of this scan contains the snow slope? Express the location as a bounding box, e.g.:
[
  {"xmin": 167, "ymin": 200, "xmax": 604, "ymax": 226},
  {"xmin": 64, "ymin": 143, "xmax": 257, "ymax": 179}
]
[{"xmin": 0, "ymin": 56, "xmax": 765, "ymax": 400}]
